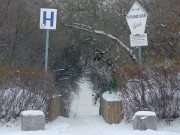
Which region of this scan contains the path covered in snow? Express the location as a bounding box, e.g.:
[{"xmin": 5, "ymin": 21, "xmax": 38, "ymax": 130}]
[
  {"xmin": 0, "ymin": 115, "xmax": 180, "ymax": 135},
  {"xmin": 1, "ymin": 79, "xmax": 180, "ymax": 135},
  {"xmin": 70, "ymin": 78, "xmax": 99, "ymax": 117}
]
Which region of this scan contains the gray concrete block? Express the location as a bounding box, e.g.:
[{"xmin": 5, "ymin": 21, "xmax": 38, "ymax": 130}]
[
  {"xmin": 133, "ymin": 111, "xmax": 157, "ymax": 130},
  {"xmin": 21, "ymin": 110, "xmax": 45, "ymax": 131}
]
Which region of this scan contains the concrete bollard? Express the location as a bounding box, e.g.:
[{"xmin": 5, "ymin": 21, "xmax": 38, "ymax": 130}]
[
  {"xmin": 133, "ymin": 111, "xmax": 157, "ymax": 130},
  {"xmin": 21, "ymin": 110, "xmax": 45, "ymax": 131}
]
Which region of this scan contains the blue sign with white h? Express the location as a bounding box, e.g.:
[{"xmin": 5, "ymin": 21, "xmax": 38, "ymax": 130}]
[{"xmin": 40, "ymin": 8, "xmax": 57, "ymax": 30}]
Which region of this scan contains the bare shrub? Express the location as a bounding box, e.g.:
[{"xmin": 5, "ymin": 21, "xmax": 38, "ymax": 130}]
[
  {"xmin": 116, "ymin": 63, "xmax": 180, "ymax": 122},
  {"xmin": 0, "ymin": 66, "xmax": 57, "ymax": 122}
]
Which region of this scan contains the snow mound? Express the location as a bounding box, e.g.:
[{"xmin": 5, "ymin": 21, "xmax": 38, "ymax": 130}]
[
  {"xmin": 21, "ymin": 110, "xmax": 44, "ymax": 116},
  {"xmin": 1, "ymin": 116, "xmax": 180, "ymax": 135},
  {"xmin": 102, "ymin": 91, "xmax": 122, "ymax": 101},
  {"xmin": 134, "ymin": 111, "xmax": 156, "ymax": 116}
]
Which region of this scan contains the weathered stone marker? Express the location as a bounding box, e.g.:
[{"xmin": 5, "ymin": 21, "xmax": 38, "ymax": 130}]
[
  {"xmin": 21, "ymin": 110, "xmax": 45, "ymax": 131},
  {"xmin": 133, "ymin": 111, "xmax": 157, "ymax": 130}
]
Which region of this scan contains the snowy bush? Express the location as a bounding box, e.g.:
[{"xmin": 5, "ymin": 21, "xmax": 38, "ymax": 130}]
[
  {"xmin": 0, "ymin": 66, "xmax": 57, "ymax": 122},
  {"xmin": 0, "ymin": 88, "xmax": 46, "ymax": 121},
  {"xmin": 116, "ymin": 63, "xmax": 180, "ymax": 122}
]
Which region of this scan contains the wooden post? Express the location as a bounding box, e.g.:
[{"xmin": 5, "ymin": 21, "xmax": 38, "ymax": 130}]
[{"xmin": 99, "ymin": 97, "xmax": 123, "ymax": 124}]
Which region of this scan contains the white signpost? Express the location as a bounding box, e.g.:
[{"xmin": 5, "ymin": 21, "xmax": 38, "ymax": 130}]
[
  {"xmin": 40, "ymin": 8, "xmax": 57, "ymax": 30},
  {"xmin": 40, "ymin": 8, "xmax": 57, "ymax": 71},
  {"xmin": 126, "ymin": 1, "xmax": 148, "ymax": 68},
  {"xmin": 126, "ymin": 1, "xmax": 148, "ymax": 35},
  {"xmin": 126, "ymin": 1, "xmax": 148, "ymax": 105},
  {"xmin": 130, "ymin": 33, "xmax": 148, "ymax": 47}
]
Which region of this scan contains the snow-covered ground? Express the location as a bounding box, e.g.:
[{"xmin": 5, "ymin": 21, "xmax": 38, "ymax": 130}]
[
  {"xmin": 69, "ymin": 78, "xmax": 99, "ymax": 117},
  {"xmin": 1, "ymin": 79, "xmax": 180, "ymax": 135},
  {"xmin": 0, "ymin": 116, "xmax": 180, "ymax": 135}
]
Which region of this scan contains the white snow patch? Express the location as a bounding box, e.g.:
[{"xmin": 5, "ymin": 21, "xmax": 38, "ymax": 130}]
[
  {"xmin": 135, "ymin": 111, "xmax": 156, "ymax": 116},
  {"xmin": 70, "ymin": 78, "xmax": 99, "ymax": 117},
  {"xmin": 140, "ymin": 116, "xmax": 147, "ymax": 120},
  {"xmin": 0, "ymin": 116, "xmax": 180, "ymax": 135},
  {"xmin": 102, "ymin": 91, "xmax": 122, "ymax": 101},
  {"xmin": 133, "ymin": 111, "xmax": 156, "ymax": 120},
  {"xmin": 21, "ymin": 110, "xmax": 44, "ymax": 116}
]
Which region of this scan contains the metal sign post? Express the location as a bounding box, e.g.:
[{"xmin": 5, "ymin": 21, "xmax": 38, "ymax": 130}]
[
  {"xmin": 45, "ymin": 29, "xmax": 50, "ymax": 71},
  {"xmin": 40, "ymin": 8, "xmax": 57, "ymax": 71},
  {"xmin": 126, "ymin": 1, "xmax": 148, "ymax": 68},
  {"xmin": 139, "ymin": 46, "xmax": 142, "ymax": 69},
  {"xmin": 126, "ymin": 1, "xmax": 148, "ymax": 106}
]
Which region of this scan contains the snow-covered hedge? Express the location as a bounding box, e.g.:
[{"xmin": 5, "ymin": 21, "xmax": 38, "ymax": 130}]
[
  {"xmin": 0, "ymin": 67, "xmax": 56, "ymax": 122},
  {"xmin": 0, "ymin": 88, "xmax": 46, "ymax": 122},
  {"xmin": 116, "ymin": 64, "xmax": 180, "ymax": 122}
]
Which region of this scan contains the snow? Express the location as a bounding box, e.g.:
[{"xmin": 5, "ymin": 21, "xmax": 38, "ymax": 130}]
[
  {"xmin": 0, "ymin": 88, "xmax": 46, "ymax": 120},
  {"xmin": 1, "ymin": 79, "xmax": 180, "ymax": 135},
  {"xmin": 140, "ymin": 116, "xmax": 147, "ymax": 120},
  {"xmin": 21, "ymin": 110, "xmax": 44, "ymax": 116},
  {"xmin": 102, "ymin": 91, "xmax": 122, "ymax": 101},
  {"xmin": 0, "ymin": 116, "xmax": 180, "ymax": 135},
  {"xmin": 70, "ymin": 78, "xmax": 99, "ymax": 117},
  {"xmin": 94, "ymin": 30, "xmax": 136, "ymax": 60},
  {"xmin": 133, "ymin": 111, "xmax": 156, "ymax": 120},
  {"xmin": 135, "ymin": 111, "xmax": 156, "ymax": 116}
]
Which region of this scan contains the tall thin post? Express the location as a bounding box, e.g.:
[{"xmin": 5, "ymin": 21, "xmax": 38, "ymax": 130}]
[
  {"xmin": 45, "ymin": 29, "xmax": 50, "ymax": 72},
  {"xmin": 138, "ymin": 46, "xmax": 142, "ymax": 69},
  {"xmin": 139, "ymin": 46, "xmax": 145, "ymax": 106}
]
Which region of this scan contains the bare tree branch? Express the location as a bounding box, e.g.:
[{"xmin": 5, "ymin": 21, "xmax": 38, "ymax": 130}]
[{"xmin": 61, "ymin": 22, "xmax": 137, "ymax": 61}]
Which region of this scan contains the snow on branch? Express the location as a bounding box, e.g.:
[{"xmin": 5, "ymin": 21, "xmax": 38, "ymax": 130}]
[
  {"xmin": 93, "ymin": 30, "xmax": 136, "ymax": 60},
  {"xmin": 0, "ymin": 44, "xmax": 7, "ymax": 47},
  {"xmin": 62, "ymin": 22, "xmax": 137, "ymax": 61}
]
